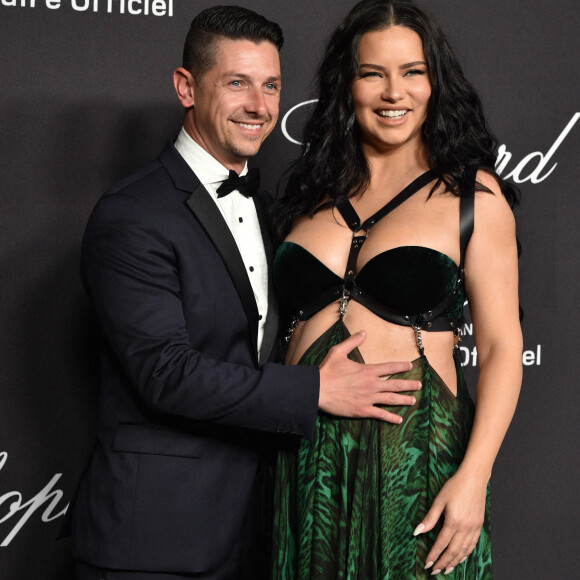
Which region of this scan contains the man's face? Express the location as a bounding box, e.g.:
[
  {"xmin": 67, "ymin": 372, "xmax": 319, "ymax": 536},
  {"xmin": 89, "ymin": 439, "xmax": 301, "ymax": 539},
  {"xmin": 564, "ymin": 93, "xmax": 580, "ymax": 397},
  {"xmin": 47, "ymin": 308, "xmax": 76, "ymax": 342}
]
[{"xmin": 186, "ymin": 38, "xmax": 281, "ymax": 172}]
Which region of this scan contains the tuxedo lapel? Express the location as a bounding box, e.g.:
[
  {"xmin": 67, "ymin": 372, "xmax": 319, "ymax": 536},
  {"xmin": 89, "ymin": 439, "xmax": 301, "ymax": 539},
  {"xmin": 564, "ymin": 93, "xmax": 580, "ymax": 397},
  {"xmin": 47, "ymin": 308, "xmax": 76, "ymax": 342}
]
[
  {"xmin": 253, "ymin": 193, "xmax": 279, "ymax": 364},
  {"xmin": 186, "ymin": 184, "xmax": 260, "ymax": 365},
  {"xmin": 160, "ymin": 141, "xmax": 265, "ymax": 365}
]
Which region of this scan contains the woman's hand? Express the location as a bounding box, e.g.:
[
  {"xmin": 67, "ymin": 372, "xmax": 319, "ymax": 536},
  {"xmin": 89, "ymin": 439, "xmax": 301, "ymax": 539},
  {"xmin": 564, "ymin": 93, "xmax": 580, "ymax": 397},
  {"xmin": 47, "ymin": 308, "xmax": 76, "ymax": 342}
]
[{"xmin": 413, "ymin": 469, "xmax": 489, "ymax": 576}]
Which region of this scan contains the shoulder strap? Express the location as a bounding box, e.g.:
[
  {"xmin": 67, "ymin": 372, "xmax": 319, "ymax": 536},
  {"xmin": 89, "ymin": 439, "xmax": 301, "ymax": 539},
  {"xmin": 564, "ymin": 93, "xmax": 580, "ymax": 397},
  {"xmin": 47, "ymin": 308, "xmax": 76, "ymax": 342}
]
[
  {"xmin": 336, "ymin": 169, "xmax": 438, "ymax": 233},
  {"xmin": 336, "ymin": 199, "xmax": 361, "ymax": 232},
  {"xmin": 364, "ymin": 169, "xmax": 437, "ymax": 230},
  {"xmin": 459, "ymin": 166, "xmax": 476, "ymax": 271}
]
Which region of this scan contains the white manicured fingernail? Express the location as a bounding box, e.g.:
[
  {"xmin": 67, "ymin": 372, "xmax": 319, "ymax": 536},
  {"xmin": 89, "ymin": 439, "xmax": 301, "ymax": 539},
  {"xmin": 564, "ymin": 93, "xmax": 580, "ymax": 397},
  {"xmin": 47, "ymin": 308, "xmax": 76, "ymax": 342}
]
[
  {"xmin": 424, "ymin": 561, "xmax": 434, "ymax": 569},
  {"xmin": 460, "ymin": 556, "xmax": 468, "ymax": 563},
  {"xmin": 444, "ymin": 568, "xmax": 454, "ymax": 575},
  {"xmin": 431, "ymin": 570, "xmax": 441, "ymax": 576},
  {"xmin": 413, "ymin": 523, "xmax": 425, "ymax": 536}
]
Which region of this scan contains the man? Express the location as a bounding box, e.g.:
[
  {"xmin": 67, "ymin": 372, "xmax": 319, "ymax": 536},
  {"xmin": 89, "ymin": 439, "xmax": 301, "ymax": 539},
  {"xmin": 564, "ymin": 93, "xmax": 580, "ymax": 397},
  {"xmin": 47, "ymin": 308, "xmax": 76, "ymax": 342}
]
[{"xmin": 72, "ymin": 6, "xmax": 420, "ymax": 579}]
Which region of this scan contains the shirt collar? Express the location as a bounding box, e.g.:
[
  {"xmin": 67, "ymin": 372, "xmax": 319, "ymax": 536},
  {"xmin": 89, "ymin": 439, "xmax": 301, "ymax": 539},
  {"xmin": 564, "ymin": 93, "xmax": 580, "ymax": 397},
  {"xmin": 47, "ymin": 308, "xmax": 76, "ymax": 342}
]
[{"xmin": 174, "ymin": 127, "xmax": 248, "ymax": 189}]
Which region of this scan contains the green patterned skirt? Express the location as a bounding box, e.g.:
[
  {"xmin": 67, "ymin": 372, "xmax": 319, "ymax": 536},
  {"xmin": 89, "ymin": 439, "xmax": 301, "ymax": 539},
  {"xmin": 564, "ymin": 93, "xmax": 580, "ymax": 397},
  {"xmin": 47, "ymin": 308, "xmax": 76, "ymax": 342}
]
[{"xmin": 271, "ymin": 320, "xmax": 492, "ymax": 579}]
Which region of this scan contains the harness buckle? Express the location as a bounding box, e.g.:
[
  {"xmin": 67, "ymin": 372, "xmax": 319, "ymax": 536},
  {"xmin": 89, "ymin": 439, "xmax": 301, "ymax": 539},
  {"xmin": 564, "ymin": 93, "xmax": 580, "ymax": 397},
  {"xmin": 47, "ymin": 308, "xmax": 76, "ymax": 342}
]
[
  {"xmin": 412, "ymin": 322, "xmax": 425, "ymax": 356},
  {"xmin": 453, "ymin": 327, "xmax": 461, "ymax": 350},
  {"xmin": 284, "ymin": 313, "xmax": 301, "ymax": 344},
  {"xmin": 338, "ymin": 288, "xmax": 350, "ymax": 317}
]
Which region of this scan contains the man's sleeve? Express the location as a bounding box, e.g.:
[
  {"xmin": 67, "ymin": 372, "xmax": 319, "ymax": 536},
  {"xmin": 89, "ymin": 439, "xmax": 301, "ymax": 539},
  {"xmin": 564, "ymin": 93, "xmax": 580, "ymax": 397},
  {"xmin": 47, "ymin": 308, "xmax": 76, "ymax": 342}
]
[{"xmin": 82, "ymin": 191, "xmax": 320, "ymax": 438}]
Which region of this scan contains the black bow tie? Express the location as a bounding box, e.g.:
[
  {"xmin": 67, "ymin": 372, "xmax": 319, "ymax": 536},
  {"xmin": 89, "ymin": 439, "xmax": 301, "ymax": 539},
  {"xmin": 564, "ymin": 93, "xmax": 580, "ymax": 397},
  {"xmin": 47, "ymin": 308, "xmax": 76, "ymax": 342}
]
[{"xmin": 216, "ymin": 168, "xmax": 260, "ymax": 198}]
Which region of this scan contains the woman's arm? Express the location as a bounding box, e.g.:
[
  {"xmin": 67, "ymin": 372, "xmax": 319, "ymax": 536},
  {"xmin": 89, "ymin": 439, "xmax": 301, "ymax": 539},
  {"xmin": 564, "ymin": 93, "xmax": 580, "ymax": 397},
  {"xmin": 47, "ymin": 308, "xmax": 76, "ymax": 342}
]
[{"xmin": 417, "ymin": 170, "xmax": 523, "ymax": 575}]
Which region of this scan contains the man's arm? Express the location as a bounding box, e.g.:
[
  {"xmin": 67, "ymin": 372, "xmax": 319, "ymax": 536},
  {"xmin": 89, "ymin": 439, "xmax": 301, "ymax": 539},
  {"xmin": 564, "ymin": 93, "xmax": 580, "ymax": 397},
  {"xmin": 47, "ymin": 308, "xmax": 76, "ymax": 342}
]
[{"xmin": 83, "ymin": 190, "xmax": 321, "ymax": 436}]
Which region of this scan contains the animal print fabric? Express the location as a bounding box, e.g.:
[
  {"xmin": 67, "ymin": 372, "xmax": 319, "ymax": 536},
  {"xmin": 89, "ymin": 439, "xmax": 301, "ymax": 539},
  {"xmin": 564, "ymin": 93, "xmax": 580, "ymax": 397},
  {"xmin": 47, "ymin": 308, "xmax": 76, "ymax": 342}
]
[{"xmin": 271, "ymin": 319, "xmax": 492, "ymax": 579}]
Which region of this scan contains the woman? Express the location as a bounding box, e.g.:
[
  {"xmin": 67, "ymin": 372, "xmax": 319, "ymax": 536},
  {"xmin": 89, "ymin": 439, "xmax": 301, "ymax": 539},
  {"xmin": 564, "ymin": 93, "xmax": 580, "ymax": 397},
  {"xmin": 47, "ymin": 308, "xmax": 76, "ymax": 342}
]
[{"xmin": 271, "ymin": 1, "xmax": 522, "ymax": 578}]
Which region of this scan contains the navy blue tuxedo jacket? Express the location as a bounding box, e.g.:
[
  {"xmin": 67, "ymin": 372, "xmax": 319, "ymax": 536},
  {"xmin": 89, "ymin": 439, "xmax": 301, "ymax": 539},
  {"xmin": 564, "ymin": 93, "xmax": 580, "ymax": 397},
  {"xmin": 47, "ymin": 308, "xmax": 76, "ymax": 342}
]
[{"xmin": 71, "ymin": 141, "xmax": 319, "ymax": 574}]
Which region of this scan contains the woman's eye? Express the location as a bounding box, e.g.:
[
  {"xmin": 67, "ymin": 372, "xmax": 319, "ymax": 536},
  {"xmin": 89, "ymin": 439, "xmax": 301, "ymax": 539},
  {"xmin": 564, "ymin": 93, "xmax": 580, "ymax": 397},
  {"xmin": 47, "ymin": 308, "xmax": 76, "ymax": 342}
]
[
  {"xmin": 359, "ymin": 71, "xmax": 381, "ymax": 79},
  {"xmin": 404, "ymin": 69, "xmax": 426, "ymax": 77}
]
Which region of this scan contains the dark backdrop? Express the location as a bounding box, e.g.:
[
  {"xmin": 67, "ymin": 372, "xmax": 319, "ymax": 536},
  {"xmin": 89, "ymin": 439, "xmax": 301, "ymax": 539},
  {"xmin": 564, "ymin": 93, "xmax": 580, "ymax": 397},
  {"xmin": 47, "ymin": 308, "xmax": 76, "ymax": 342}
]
[{"xmin": 1, "ymin": 1, "xmax": 578, "ymax": 578}]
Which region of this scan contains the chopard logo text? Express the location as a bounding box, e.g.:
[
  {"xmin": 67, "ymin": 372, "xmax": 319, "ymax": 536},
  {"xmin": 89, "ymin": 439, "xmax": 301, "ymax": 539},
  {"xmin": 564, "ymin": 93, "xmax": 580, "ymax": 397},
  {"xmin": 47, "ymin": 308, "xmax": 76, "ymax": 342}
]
[{"xmin": 0, "ymin": 451, "xmax": 68, "ymax": 547}]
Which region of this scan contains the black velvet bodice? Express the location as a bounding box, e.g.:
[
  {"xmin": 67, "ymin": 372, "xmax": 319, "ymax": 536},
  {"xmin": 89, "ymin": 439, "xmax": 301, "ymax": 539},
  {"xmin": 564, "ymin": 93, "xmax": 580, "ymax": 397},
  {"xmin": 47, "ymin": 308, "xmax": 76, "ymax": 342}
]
[
  {"xmin": 274, "ymin": 168, "xmax": 476, "ymax": 332},
  {"xmin": 275, "ymin": 242, "xmax": 465, "ymax": 320}
]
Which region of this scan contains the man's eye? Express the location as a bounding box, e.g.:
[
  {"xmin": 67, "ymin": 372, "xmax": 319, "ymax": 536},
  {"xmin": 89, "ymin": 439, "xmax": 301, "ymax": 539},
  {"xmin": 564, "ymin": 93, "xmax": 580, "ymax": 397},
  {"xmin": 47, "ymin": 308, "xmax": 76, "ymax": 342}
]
[{"xmin": 230, "ymin": 80, "xmax": 242, "ymax": 87}]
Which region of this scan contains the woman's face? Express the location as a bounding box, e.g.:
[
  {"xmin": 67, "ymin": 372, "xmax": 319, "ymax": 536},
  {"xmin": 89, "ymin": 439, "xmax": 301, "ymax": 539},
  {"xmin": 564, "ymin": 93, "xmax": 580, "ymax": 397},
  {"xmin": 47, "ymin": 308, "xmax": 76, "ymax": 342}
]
[{"xmin": 351, "ymin": 26, "xmax": 431, "ymax": 156}]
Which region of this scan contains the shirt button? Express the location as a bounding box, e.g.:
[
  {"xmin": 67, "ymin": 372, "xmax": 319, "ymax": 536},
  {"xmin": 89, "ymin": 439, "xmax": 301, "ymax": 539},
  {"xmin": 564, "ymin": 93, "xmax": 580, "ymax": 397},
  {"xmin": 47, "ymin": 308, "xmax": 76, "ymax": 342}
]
[
  {"xmin": 258, "ymin": 314, "xmax": 263, "ymax": 320},
  {"xmin": 249, "ymin": 266, "xmax": 254, "ymax": 272},
  {"xmin": 239, "ymin": 217, "xmax": 243, "ymax": 223}
]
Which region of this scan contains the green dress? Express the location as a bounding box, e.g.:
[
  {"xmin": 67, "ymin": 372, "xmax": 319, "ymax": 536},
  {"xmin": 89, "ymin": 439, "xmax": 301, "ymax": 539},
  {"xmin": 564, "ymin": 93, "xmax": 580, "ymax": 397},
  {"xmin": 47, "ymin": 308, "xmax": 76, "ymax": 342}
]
[
  {"xmin": 271, "ymin": 170, "xmax": 493, "ymax": 579},
  {"xmin": 271, "ymin": 320, "xmax": 492, "ymax": 579}
]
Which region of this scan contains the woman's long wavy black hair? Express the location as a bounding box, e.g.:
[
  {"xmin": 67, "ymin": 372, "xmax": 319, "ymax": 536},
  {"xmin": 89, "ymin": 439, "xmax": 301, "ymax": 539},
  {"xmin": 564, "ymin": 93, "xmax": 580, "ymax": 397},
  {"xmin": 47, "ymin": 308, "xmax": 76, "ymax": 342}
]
[{"xmin": 275, "ymin": 0, "xmax": 519, "ymax": 240}]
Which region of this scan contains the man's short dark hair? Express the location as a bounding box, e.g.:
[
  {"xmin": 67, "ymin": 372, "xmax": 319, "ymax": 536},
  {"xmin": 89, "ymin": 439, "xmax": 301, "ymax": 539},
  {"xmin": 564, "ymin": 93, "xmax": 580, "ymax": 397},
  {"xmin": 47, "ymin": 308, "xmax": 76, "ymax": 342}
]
[{"xmin": 183, "ymin": 5, "xmax": 284, "ymax": 80}]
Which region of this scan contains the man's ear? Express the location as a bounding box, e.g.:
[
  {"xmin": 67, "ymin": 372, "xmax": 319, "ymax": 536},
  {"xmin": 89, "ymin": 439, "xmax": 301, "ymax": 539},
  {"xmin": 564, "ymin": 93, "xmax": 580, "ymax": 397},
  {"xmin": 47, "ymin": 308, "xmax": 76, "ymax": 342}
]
[{"xmin": 173, "ymin": 67, "xmax": 195, "ymax": 108}]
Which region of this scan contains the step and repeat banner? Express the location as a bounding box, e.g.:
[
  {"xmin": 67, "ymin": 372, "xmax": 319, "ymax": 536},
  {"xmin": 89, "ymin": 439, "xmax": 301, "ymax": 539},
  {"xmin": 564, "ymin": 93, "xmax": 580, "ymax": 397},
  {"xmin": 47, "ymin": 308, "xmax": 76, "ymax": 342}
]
[{"xmin": 1, "ymin": 1, "xmax": 578, "ymax": 578}]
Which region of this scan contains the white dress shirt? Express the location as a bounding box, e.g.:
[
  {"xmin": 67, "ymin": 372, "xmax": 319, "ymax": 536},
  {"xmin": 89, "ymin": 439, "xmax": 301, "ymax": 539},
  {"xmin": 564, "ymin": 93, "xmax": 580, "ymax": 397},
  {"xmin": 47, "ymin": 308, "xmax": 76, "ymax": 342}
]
[{"xmin": 174, "ymin": 128, "xmax": 269, "ymax": 355}]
